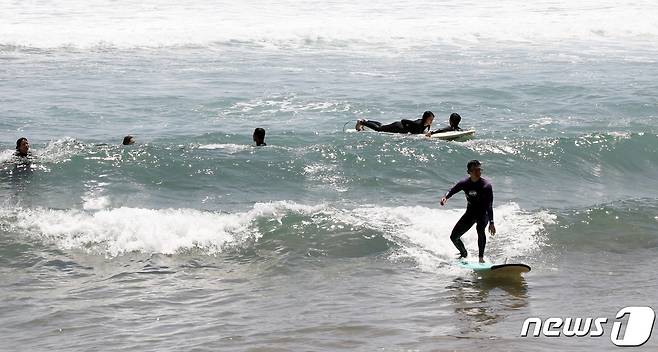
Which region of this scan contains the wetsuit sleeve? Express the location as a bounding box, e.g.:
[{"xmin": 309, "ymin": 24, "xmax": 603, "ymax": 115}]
[
  {"xmin": 430, "ymin": 126, "xmax": 451, "ymax": 135},
  {"xmin": 431, "ymin": 124, "xmax": 465, "ymax": 134},
  {"xmin": 485, "ymin": 183, "xmax": 494, "ymax": 224},
  {"xmin": 445, "ymin": 179, "xmax": 465, "ymax": 199}
]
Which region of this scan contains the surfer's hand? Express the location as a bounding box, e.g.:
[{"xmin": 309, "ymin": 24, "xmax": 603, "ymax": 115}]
[
  {"xmin": 489, "ymin": 223, "xmax": 496, "ymax": 236},
  {"xmin": 425, "ymin": 132, "xmax": 432, "ymax": 137},
  {"xmin": 440, "ymin": 196, "xmax": 447, "ymax": 206}
]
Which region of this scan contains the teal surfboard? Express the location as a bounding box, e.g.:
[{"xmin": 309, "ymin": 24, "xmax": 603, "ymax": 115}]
[{"xmin": 457, "ymin": 260, "xmax": 531, "ymax": 276}]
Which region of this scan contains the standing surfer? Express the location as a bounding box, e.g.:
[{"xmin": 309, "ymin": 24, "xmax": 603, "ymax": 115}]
[{"xmin": 440, "ymin": 160, "xmax": 496, "ymax": 263}]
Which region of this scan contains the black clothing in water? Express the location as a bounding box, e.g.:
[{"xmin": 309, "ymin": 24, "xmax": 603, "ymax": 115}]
[
  {"xmin": 444, "ymin": 176, "xmax": 494, "ymax": 258},
  {"xmin": 362, "ymin": 118, "xmax": 429, "ymax": 134},
  {"xmin": 429, "ymin": 125, "xmax": 463, "ymax": 135}
]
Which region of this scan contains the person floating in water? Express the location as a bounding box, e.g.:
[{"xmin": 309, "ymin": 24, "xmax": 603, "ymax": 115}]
[
  {"xmin": 253, "ymin": 128, "xmax": 266, "ymax": 146},
  {"xmin": 122, "ymin": 135, "xmax": 135, "ymax": 145},
  {"xmin": 15, "ymin": 137, "xmax": 31, "ymax": 158},
  {"xmin": 440, "ymin": 160, "xmax": 496, "ymax": 263},
  {"xmin": 426, "ymin": 113, "xmax": 463, "ymax": 136},
  {"xmin": 355, "ymin": 111, "xmax": 434, "ymax": 134}
]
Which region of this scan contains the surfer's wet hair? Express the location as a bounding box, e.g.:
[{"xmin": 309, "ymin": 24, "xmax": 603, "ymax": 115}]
[
  {"xmin": 467, "ymin": 159, "xmax": 481, "ymax": 172},
  {"xmin": 449, "ymin": 113, "xmax": 461, "ymax": 126},
  {"xmin": 16, "ymin": 137, "xmax": 27, "ymax": 151},
  {"xmin": 254, "ymin": 128, "xmax": 265, "ymax": 140},
  {"xmin": 253, "ymin": 128, "xmax": 266, "ymax": 146},
  {"xmin": 421, "ymin": 111, "xmax": 434, "ymax": 123}
]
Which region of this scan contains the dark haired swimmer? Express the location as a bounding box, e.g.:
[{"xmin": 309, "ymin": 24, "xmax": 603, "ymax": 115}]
[
  {"xmin": 253, "ymin": 128, "xmax": 266, "ymax": 146},
  {"xmin": 122, "ymin": 135, "xmax": 135, "ymax": 145},
  {"xmin": 15, "ymin": 137, "xmax": 31, "ymax": 157},
  {"xmin": 355, "ymin": 111, "xmax": 434, "ymax": 134},
  {"xmin": 440, "ymin": 160, "xmax": 496, "ymax": 263},
  {"xmin": 426, "ymin": 113, "xmax": 463, "ymax": 136}
]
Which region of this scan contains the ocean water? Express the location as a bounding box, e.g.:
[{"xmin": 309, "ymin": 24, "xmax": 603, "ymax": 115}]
[{"xmin": 1, "ymin": 1, "xmax": 658, "ymax": 351}]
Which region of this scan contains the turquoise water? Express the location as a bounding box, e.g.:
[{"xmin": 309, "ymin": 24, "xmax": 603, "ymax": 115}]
[{"xmin": 2, "ymin": 1, "xmax": 658, "ymax": 350}]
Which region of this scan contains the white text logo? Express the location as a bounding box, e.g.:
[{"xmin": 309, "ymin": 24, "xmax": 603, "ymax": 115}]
[{"xmin": 521, "ymin": 306, "xmax": 655, "ymax": 347}]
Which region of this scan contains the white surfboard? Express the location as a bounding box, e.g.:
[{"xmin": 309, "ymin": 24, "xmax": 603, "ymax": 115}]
[{"xmin": 427, "ymin": 129, "xmax": 475, "ymax": 141}]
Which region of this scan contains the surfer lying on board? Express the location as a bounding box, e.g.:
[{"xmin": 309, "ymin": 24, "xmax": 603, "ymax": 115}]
[
  {"xmin": 355, "ymin": 111, "xmax": 434, "ymax": 134},
  {"xmin": 426, "ymin": 113, "xmax": 463, "ymax": 137},
  {"xmin": 440, "ymin": 160, "xmax": 496, "ymax": 263}
]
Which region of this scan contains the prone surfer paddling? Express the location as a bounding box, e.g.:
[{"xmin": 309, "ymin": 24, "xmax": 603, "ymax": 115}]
[
  {"xmin": 426, "ymin": 113, "xmax": 463, "ymax": 137},
  {"xmin": 355, "ymin": 111, "xmax": 434, "ymax": 134},
  {"xmin": 440, "ymin": 160, "xmax": 496, "ymax": 263}
]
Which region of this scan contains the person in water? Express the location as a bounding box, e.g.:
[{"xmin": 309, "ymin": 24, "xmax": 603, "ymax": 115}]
[
  {"xmin": 355, "ymin": 111, "xmax": 434, "ymax": 134},
  {"xmin": 440, "ymin": 160, "xmax": 496, "ymax": 263},
  {"xmin": 426, "ymin": 113, "xmax": 463, "ymax": 136},
  {"xmin": 122, "ymin": 135, "xmax": 135, "ymax": 145},
  {"xmin": 253, "ymin": 128, "xmax": 266, "ymax": 146},
  {"xmin": 15, "ymin": 137, "xmax": 31, "ymax": 157}
]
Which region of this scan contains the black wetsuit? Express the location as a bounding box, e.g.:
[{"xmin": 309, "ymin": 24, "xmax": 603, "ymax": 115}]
[
  {"xmin": 362, "ymin": 118, "xmax": 429, "ymax": 134},
  {"xmin": 444, "ymin": 176, "xmax": 494, "ymax": 258},
  {"xmin": 429, "ymin": 125, "xmax": 462, "ymax": 135}
]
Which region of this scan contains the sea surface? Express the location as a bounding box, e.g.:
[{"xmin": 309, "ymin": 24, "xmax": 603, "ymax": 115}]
[{"xmin": 1, "ymin": 1, "xmax": 658, "ymax": 351}]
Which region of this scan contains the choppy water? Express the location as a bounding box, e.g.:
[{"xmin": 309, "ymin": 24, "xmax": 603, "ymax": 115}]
[{"xmin": 1, "ymin": 0, "xmax": 658, "ymax": 351}]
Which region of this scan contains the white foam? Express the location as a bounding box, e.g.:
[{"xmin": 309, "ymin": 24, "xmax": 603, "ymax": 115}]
[
  {"xmin": 2, "ymin": 0, "xmax": 656, "ymax": 50},
  {"xmin": 38, "ymin": 137, "xmax": 87, "ymax": 163},
  {"xmin": 529, "ymin": 117, "xmax": 557, "ymax": 129},
  {"xmin": 334, "ymin": 202, "xmax": 554, "ymax": 271},
  {"xmin": 82, "ymin": 196, "xmax": 110, "ymax": 211},
  {"xmin": 227, "ymin": 95, "xmax": 351, "ymax": 115},
  {"xmin": 462, "ymin": 139, "xmax": 523, "ymax": 156},
  {"xmin": 303, "ymin": 163, "xmax": 349, "ymax": 192},
  {"xmin": 82, "ymin": 180, "xmax": 111, "ymax": 210},
  {"xmin": 1, "ymin": 200, "xmax": 554, "ymax": 267},
  {"xmin": 0, "ymin": 149, "xmax": 16, "ymax": 163},
  {"xmin": 3, "ymin": 201, "xmax": 325, "ymax": 257},
  {"xmin": 606, "ymin": 131, "xmax": 632, "ymax": 139},
  {"xmin": 197, "ymin": 143, "xmax": 252, "ymax": 153}
]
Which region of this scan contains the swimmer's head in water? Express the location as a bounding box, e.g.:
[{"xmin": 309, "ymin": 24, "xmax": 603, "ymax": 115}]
[
  {"xmin": 449, "ymin": 113, "xmax": 461, "ymax": 127},
  {"xmin": 253, "ymin": 128, "xmax": 266, "ymax": 146},
  {"xmin": 16, "ymin": 137, "xmax": 29, "ymax": 156},
  {"xmin": 122, "ymin": 136, "xmax": 135, "ymax": 145},
  {"xmin": 422, "ymin": 111, "xmax": 435, "ymax": 126}
]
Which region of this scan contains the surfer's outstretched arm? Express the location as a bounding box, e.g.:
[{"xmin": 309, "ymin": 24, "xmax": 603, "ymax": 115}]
[{"xmin": 441, "ymin": 178, "xmax": 467, "ymax": 205}]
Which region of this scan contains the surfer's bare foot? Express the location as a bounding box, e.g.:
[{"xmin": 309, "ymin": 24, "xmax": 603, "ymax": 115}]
[
  {"xmin": 478, "ymin": 256, "xmax": 485, "ymax": 263},
  {"xmin": 355, "ymin": 119, "xmax": 364, "ymax": 131}
]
